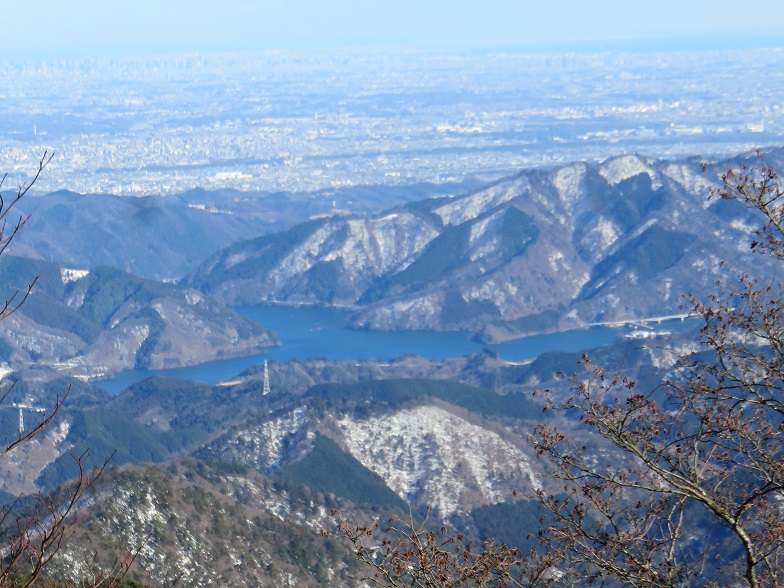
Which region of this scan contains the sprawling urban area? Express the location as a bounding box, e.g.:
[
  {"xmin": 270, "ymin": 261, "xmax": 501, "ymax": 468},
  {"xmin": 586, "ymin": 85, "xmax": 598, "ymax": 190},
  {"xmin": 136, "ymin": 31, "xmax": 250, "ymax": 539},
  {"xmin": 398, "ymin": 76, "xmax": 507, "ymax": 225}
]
[{"xmin": 1, "ymin": 47, "xmax": 782, "ymax": 196}]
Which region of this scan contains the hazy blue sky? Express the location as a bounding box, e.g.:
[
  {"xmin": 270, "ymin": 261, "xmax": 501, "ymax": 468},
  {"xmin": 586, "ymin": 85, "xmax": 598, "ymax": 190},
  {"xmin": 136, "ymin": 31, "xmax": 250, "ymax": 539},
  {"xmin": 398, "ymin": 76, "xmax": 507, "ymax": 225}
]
[{"xmin": 3, "ymin": 0, "xmax": 783, "ymax": 56}]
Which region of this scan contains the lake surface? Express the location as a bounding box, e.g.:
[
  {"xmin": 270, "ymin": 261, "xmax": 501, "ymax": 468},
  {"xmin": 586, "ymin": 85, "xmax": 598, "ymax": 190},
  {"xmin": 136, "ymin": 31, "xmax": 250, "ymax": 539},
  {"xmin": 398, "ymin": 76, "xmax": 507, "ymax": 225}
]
[{"xmin": 96, "ymin": 305, "xmax": 691, "ymax": 393}]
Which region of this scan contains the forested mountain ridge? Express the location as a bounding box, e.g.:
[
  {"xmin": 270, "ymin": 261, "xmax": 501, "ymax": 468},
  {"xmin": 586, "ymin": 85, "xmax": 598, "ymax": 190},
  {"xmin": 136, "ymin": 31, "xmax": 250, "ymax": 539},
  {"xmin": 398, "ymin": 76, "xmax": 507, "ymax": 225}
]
[
  {"xmin": 185, "ymin": 148, "xmax": 784, "ymax": 340},
  {"xmin": 0, "ymin": 256, "xmax": 277, "ymax": 379},
  {"xmin": 10, "ymin": 181, "xmax": 475, "ymax": 280},
  {"xmin": 5, "ymin": 345, "xmax": 645, "ymax": 586}
]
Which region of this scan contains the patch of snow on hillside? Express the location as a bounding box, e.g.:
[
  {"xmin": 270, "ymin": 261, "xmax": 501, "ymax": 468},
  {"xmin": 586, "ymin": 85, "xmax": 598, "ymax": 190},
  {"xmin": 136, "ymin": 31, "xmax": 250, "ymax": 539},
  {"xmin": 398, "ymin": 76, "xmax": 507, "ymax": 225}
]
[
  {"xmin": 224, "ymin": 250, "xmax": 251, "ymax": 269},
  {"xmin": 435, "ymin": 176, "xmax": 529, "ymax": 227},
  {"xmin": 270, "ymin": 216, "xmax": 438, "ymax": 291},
  {"xmin": 691, "ymin": 254, "xmax": 721, "ymax": 272},
  {"xmin": 185, "ymin": 291, "xmax": 203, "ymax": 305},
  {"xmin": 50, "ymin": 420, "xmax": 70, "ymax": 445},
  {"xmin": 663, "ymin": 277, "xmax": 673, "ymax": 301},
  {"xmin": 323, "ymin": 220, "xmax": 376, "ymax": 277},
  {"xmin": 337, "ymin": 405, "xmax": 540, "ymax": 518},
  {"xmin": 590, "ymin": 217, "xmax": 620, "ymax": 252},
  {"xmin": 548, "ymin": 251, "xmax": 566, "ymax": 272},
  {"xmin": 469, "ymin": 210, "xmax": 502, "ymax": 247},
  {"xmin": 466, "ymin": 278, "xmax": 516, "ymax": 314},
  {"xmin": 257, "ymin": 407, "xmax": 308, "ymax": 469},
  {"xmin": 598, "ymin": 154, "xmax": 661, "ymax": 189},
  {"xmin": 269, "ymin": 225, "xmax": 333, "ymax": 287},
  {"xmin": 661, "ymin": 163, "xmax": 713, "ymax": 205},
  {"xmin": 468, "ymin": 210, "xmax": 504, "ymax": 261},
  {"xmin": 99, "ymin": 323, "xmax": 151, "ymax": 366},
  {"xmin": 152, "ymin": 302, "xmax": 167, "ymax": 320},
  {"xmin": 227, "ymin": 407, "xmax": 308, "ymax": 472},
  {"xmin": 132, "ymin": 324, "xmax": 151, "ymax": 343},
  {"xmin": 575, "ymin": 270, "xmax": 591, "ymax": 292},
  {"xmin": 627, "ymin": 218, "xmax": 658, "ymax": 240},
  {"xmin": 65, "ymin": 287, "xmax": 86, "ymax": 309},
  {"xmin": 60, "ymin": 268, "xmax": 89, "ymax": 284},
  {"xmin": 0, "ymin": 364, "xmax": 12, "ymax": 380},
  {"xmin": 730, "ymin": 218, "xmax": 756, "ymax": 235},
  {"xmin": 649, "ymin": 343, "xmax": 699, "ymax": 368},
  {"xmin": 469, "ymin": 237, "xmax": 501, "ymax": 262},
  {"xmin": 553, "ymin": 163, "xmax": 587, "ymax": 207},
  {"xmin": 363, "ymin": 294, "xmax": 440, "ymax": 330},
  {"xmin": 323, "ymin": 215, "xmax": 438, "ymax": 280}
]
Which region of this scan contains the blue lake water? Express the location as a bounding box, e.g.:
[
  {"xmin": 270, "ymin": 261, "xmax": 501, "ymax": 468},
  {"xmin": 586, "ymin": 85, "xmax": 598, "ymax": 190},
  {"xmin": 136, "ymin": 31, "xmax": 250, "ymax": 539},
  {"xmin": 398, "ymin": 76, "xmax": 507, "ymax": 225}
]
[{"xmin": 96, "ymin": 305, "xmax": 692, "ymax": 394}]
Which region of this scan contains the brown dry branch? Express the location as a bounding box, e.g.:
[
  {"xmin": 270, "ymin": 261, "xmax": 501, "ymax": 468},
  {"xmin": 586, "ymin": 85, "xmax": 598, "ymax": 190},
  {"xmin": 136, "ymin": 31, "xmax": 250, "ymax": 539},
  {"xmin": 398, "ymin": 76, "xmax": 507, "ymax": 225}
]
[
  {"xmin": 330, "ymin": 506, "xmax": 569, "ymax": 588},
  {"xmin": 531, "ymin": 154, "xmax": 784, "ymax": 588},
  {"xmin": 0, "ymin": 452, "xmax": 112, "ymax": 588},
  {"xmin": 0, "ymin": 151, "xmax": 52, "ymax": 321},
  {"xmin": 0, "ymin": 154, "xmax": 139, "ymax": 587},
  {"xmin": 0, "ymin": 384, "xmax": 66, "ymax": 459}
]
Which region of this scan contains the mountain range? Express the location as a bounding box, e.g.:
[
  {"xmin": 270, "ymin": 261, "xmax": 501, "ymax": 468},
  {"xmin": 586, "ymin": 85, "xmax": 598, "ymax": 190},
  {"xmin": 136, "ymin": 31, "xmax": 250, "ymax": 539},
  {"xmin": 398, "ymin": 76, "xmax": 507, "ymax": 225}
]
[
  {"xmin": 0, "ymin": 146, "xmax": 777, "ymax": 586},
  {"xmin": 185, "ymin": 148, "xmax": 783, "ymax": 341},
  {"xmin": 5, "ymin": 339, "xmax": 663, "ymax": 586},
  {"xmin": 11, "ymin": 181, "xmax": 474, "ymax": 280}
]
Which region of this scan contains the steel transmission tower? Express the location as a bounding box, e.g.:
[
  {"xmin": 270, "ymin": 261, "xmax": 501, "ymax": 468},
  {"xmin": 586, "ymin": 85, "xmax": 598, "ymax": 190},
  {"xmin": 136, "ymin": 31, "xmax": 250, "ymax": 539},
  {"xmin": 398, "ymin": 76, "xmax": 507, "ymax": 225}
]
[
  {"xmin": 10, "ymin": 403, "xmax": 46, "ymax": 432},
  {"xmin": 263, "ymin": 360, "xmax": 270, "ymax": 396}
]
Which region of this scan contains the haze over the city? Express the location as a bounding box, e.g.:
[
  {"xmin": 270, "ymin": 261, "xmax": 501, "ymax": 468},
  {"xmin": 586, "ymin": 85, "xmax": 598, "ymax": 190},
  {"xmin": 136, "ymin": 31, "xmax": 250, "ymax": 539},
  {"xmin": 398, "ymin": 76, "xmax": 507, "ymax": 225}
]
[{"xmin": 5, "ymin": 0, "xmax": 784, "ymax": 56}]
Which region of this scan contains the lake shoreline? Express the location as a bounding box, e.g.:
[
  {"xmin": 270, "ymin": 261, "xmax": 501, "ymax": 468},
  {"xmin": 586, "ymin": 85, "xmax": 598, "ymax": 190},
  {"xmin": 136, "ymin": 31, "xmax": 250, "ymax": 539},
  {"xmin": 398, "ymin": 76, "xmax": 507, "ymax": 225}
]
[{"xmin": 95, "ymin": 304, "xmax": 697, "ymax": 394}]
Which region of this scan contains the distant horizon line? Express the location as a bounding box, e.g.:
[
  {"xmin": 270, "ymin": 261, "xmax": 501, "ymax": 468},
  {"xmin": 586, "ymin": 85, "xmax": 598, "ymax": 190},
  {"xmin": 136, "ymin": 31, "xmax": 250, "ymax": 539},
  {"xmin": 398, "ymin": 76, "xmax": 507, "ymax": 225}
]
[{"xmin": 4, "ymin": 33, "xmax": 784, "ymax": 63}]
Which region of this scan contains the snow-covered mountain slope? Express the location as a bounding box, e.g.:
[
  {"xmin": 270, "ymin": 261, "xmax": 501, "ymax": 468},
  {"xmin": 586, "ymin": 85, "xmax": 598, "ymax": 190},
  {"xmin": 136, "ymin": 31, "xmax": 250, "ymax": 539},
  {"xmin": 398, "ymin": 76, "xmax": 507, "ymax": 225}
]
[
  {"xmin": 336, "ymin": 404, "xmax": 539, "ymax": 518},
  {"xmin": 197, "ymin": 388, "xmax": 543, "ymax": 523},
  {"xmin": 186, "ymin": 148, "xmax": 783, "ymax": 338}
]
